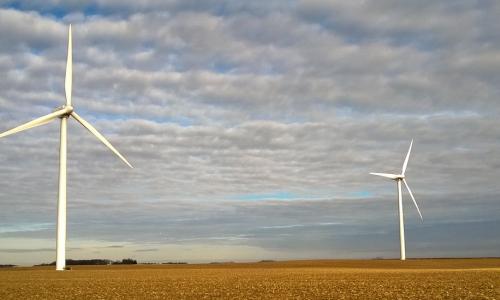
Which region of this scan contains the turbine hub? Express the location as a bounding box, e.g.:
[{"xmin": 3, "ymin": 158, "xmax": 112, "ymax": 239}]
[{"xmin": 55, "ymin": 105, "xmax": 74, "ymax": 117}]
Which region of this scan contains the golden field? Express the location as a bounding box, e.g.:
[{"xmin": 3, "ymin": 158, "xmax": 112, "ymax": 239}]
[{"xmin": 0, "ymin": 259, "xmax": 499, "ymax": 299}]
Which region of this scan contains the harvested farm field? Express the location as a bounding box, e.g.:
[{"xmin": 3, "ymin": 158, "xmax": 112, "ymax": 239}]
[{"xmin": 0, "ymin": 258, "xmax": 499, "ymax": 299}]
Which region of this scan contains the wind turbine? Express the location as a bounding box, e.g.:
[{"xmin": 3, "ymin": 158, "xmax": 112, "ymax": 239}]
[
  {"xmin": 0, "ymin": 25, "xmax": 133, "ymax": 271},
  {"xmin": 370, "ymin": 140, "xmax": 422, "ymax": 261}
]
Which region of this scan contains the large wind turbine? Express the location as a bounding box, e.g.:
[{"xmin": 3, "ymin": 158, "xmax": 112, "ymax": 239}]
[
  {"xmin": 370, "ymin": 140, "xmax": 422, "ymax": 261},
  {"xmin": 0, "ymin": 25, "xmax": 133, "ymax": 271}
]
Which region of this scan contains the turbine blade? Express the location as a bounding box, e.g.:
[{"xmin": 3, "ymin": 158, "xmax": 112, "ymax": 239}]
[
  {"xmin": 369, "ymin": 172, "xmax": 399, "ymax": 180},
  {"xmin": 70, "ymin": 112, "xmax": 133, "ymax": 168},
  {"xmin": 403, "ymin": 179, "xmax": 423, "ymax": 220},
  {"xmin": 402, "ymin": 139, "xmax": 413, "ymax": 175},
  {"xmin": 0, "ymin": 109, "xmax": 66, "ymax": 139},
  {"xmin": 65, "ymin": 24, "xmax": 72, "ymax": 106},
  {"xmin": 23, "ymin": 118, "xmax": 53, "ymax": 130}
]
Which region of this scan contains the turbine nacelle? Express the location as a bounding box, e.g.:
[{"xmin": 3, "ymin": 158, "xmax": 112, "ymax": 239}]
[{"xmin": 54, "ymin": 105, "xmax": 74, "ymax": 117}]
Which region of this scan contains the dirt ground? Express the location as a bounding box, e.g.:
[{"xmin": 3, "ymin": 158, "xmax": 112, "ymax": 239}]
[{"xmin": 0, "ymin": 258, "xmax": 499, "ymax": 299}]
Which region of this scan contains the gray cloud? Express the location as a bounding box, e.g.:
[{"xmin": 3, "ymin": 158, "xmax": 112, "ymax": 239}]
[
  {"xmin": 135, "ymin": 248, "xmax": 158, "ymax": 252},
  {"xmin": 0, "ymin": 248, "xmax": 53, "ymax": 253}
]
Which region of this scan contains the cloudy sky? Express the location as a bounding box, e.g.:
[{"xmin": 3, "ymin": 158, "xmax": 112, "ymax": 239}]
[{"xmin": 0, "ymin": 0, "xmax": 499, "ymax": 265}]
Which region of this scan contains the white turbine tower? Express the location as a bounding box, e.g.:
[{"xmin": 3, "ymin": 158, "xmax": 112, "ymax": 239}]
[
  {"xmin": 0, "ymin": 25, "xmax": 133, "ymax": 271},
  {"xmin": 370, "ymin": 140, "xmax": 422, "ymax": 261}
]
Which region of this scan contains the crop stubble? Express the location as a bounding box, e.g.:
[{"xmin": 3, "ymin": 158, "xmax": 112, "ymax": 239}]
[{"xmin": 0, "ymin": 259, "xmax": 498, "ymax": 299}]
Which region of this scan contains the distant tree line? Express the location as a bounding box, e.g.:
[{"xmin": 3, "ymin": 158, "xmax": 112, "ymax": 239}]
[
  {"xmin": 36, "ymin": 258, "xmax": 137, "ymax": 266},
  {"xmin": 113, "ymin": 258, "xmax": 137, "ymax": 265},
  {"xmin": 0, "ymin": 264, "xmax": 16, "ymax": 268}
]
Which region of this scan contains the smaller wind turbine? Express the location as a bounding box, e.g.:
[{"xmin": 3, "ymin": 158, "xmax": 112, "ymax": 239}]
[{"xmin": 370, "ymin": 140, "xmax": 422, "ymax": 261}]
